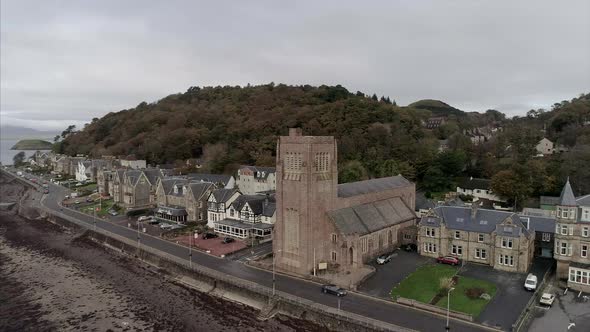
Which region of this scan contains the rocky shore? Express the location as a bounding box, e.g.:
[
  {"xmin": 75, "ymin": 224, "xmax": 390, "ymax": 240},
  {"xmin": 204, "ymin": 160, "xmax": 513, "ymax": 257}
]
[{"xmin": 0, "ymin": 174, "xmax": 326, "ymax": 331}]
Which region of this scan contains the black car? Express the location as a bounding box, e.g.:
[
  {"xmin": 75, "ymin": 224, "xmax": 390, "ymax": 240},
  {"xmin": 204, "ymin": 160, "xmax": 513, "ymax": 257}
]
[
  {"xmin": 202, "ymin": 233, "xmax": 218, "ymax": 239},
  {"xmin": 321, "ymin": 284, "xmax": 347, "ymax": 297},
  {"xmin": 222, "ymin": 237, "xmax": 235, "ymax": 244}
]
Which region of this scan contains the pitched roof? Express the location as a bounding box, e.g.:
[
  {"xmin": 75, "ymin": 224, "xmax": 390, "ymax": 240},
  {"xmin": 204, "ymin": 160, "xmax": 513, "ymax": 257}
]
[
  {"xmin": 458, "ymin": 177, "xmax": 491, "ymax": 190},
  {"xmin": 188, "ymin": 182, "xmax": 213, "ymax": 200},
  {"xmin": 239, "ymin": 166, "xmax": 276, "ymax": 179},
  {"xmin": 559, "ymin": 178, "xmax": 577, "ymax": 206},
  {"xmin": 187, "ymin": 173, "xmax": 232, "ymax": 185},
  {"xmin": 337, "ymin": 176, "xmax": 411, "ymax": 198},
  {"xmin": 142, "ymin": 168, "xmax": 163, "ymax": 186},
  {"xmin": 328, "ymin": 197, "xmax": 415, "ymax": 236},
  {"xmin": 576, "ymin": 194, "xmax": 590, "ymax": 207},
  {"xmin": 415, "ymin": 191, "xmax": 435, "ymax": 210},
  {"xmin": 421, "ymin": 206, "xmax": 530, "ymax": 237},
  {"xmin": 230, "ymin": 194, "xmax": 276, "ymax": 216},
  {"xmin": 519, "ymin": 215, "xmax": 556, "ymax": 233},
  {"xmin": 212, "ymin": 188, "xmax": 239, "ymax": 203}
]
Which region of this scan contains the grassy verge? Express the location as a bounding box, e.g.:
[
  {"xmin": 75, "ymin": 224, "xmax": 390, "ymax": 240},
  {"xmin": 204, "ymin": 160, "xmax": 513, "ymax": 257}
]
[
  {"xmin": 435, "ymin": 275, "xmax": 497, "ymax": 317},
  {"xmin": 391, "ymin": 264, "xmax": 457, "ymax": 303},
  {"xmin": 79, "ymin": 199, "xmax": 119, "ymax": 217}
]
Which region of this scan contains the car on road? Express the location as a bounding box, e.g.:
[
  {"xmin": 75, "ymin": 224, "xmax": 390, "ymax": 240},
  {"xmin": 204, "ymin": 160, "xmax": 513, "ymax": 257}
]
[
  {"xmin": 43, "ymin": 189, "xmax": 49, "ymax": 194},
  {"xmin": 524, "ymin": 274, "xmax": 538, "ymax": 291},
  {"xmin": 202, "ymin": 233, "xmax": 218, "ymax": 239},
  {"xmin": 138, "ymin": 216, "xmax": 151, "ymax": 222},
  {"xmin": 65, "ymin": 194, "xmax": 70, "ymax": 199},
  {"xmin": 376, "ymin": 254, "xmax": 393, "ymax": 265},
  {"xmin": 539, "ymin": 293, "xmax": 555, "ymax": 307},
  {"xmin": 74, "ymin": 200, "xmax": 80, "ymax": 204},
  {"xmin": 436, "ymin": 256, "xmax": 461, "ymax": 266},
  {"xmin": 159, "ymin": 223, "xmax": 173, "ymax": 230},
  {"xmin": 222, "ymin": 237, "xmax": 235, "ymax": 244},
  {"xmin": 86, "ymin": 197, "xmax": 94, "ymax": 203},
  {"xmin": 321, "ymin": 284, "xmax": 347, "ymax": 297}
]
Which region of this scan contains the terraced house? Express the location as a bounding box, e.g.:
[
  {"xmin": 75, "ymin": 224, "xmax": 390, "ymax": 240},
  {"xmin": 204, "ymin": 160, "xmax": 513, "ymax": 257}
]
[
  {"xmin": 418, "ymin": 203, "xmax": 534, "ymax": 273},
  {"xmin": 154, "ymin": 178, "xmax": 214, "ymax": 223},
  {"xmin": 553, "ymin": 179, "xmax": 590, "ymax": 293}
]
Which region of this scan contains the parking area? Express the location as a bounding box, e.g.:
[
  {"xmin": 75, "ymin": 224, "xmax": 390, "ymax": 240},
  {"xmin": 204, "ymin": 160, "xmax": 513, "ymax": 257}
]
[
  {"xmin": 527, "ymin": 284, "xmax": 590, "ymax": 332},
  {"xmin": 458, "ymin": 257, "xmax": 553, "ymax": 330},
  {"xmin": 358, "ymin": 250, "xmax": 430, "ymax": 299},
  {"xmin": 172, "ymin": 234, "xmax": 247, "ymax": 257}
]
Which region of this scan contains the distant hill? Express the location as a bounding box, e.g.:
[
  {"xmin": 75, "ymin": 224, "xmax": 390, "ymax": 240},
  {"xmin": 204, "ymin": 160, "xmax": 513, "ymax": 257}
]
[
  {"xmin": 0, "ymin": 125, "xmax": 58, "ymax": 140},
  {"xmin": 408, "ymin": 99, "xmax": 465, "ymax": 117},
  {"xmin": 11, "ymin": 139, "xmax": 53, "ymax": 150}
]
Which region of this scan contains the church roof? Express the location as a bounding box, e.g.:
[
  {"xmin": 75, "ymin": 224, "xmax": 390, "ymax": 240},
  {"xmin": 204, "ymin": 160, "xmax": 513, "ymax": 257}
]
[
  {"xmin": 337, "ymin": 176, "xmax": 411, "ymax": 198},
  {"xmin": 327, "ymin": 197, "xmax": 415, "ymax": 236},
  {"xmin": 559, "ymin": 178, "xmax": 577, "ymax": 206}
]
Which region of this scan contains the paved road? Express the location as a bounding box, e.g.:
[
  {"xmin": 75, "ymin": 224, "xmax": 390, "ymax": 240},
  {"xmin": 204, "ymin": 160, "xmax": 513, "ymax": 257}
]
[{"xmin": 8, "ymin": 169, "xmax": 490, "ymax": 332}]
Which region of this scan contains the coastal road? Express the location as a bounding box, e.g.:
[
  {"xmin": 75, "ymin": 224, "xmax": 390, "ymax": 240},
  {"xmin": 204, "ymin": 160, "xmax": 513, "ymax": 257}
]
[{"xmin": 23, "ymin": 173, "xmax": 490, "ymax": 332}]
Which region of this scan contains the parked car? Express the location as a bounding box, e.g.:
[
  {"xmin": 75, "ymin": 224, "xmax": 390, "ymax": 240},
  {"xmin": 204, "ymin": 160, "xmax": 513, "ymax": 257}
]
[
  {"xmin": 148, "ymin": 219, "xmax": 160, "ymax": 225},
  {"xmin": 86, "ymin": 197, "xmax": 94, "ymax": 203},
  {"xmin": 108, "ymin": 209, "xmax": 118, "ymax": 216},
  {"xmin": 376, "ymin": 254, "xmax": 393, "ymax": 265},
  {"xmin": 321, "ymin": 284, "xmax": 347, "ymax": 297},
  {"xmin": 160, "ymin": 224, "xmax": 173, "ymax": 230},
  {"xmin": 74, "ymin": 200, "xmax": 80, "ymax": 204},
  {"xmin": 436, "ymin": 256, "xmax": 461, "ymax": 266},
  {"xmin": 539, "ymin": 293, "xmax": 555, "ymax": 307},
  {"xmin": 222, "ymin": 237, "xmax": 235, "ymax": 244},
  {"xmin": 65, "ymin": 194, "xmax": 70, "ymax": 199},
  {"xmin": 202, "ymin": 233, "xmax": 218, "ymax": 239},
  {"xmin": 43, "ymin": 189, "xmax": 49, "ymax": 194},
  {"xmin": 524, "ymin": 274, "xmax": 538, "ymax": 291},
  {"xmin": 138, "ymin": 216, "xmax": 150, "ymax": 222}
]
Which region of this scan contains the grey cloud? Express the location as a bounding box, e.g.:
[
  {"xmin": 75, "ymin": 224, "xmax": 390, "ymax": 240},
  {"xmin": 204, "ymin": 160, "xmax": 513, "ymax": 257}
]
[{"xmin": 1, "ymin": 0, "xmax": 589, "ymax": 131}]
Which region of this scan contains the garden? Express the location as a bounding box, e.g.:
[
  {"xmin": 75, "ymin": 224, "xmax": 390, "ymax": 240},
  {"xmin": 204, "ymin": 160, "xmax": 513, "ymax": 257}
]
[
  {"xmin": 391, "ymin": 264, "xmax": 496, "ymax": 317},
  {"xmin": 79, "ymin": 198, "xmax": 121, "ymax": 217}
]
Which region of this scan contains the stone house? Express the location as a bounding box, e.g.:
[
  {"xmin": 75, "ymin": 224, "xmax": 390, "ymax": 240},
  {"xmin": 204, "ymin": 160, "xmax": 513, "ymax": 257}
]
[
  {"xmin": 212, "ymin": 193, "xmax": 276, "ymax": 242},
  {"xmin": 554, "ymin": 179, "xmax": 590, "ymax": 293},
  {"xmin": 520, "ymin": 215, "xmax": 556, "ymax": 258},
  {"xmin": 425, "ymin": 117, "xmax": 446, "ymax": 129},
  {"xmin": 236, "ymin": 166, "xmax": 276, "ymax": 195},
  {"xmin": 112, "ymin": 168, "xmax": 163, "ymax": 210},
  {"xmin": 187, "ymin": 173, "xmax": 235, "ymax": 189},
  {"xmin": 273, "ymin": 129, "xmax": 417, "ymax": 284},
  {"xmin": 154, "ymin": 178, "xmax": 213, "ymax": 224},
  {"xmin": 418, "ymin": 204, "xmax": 534, "ymax": 273}
]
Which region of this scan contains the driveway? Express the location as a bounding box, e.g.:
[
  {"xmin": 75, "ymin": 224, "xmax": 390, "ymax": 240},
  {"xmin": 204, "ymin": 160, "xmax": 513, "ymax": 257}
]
[
  {"xmin": 358, "ymin": 250, "xmax": 430, "ymax": 299},
  {"xmin": 528, "ymin": 284, "xmax": 590, "ymax": 332},
  {"xmin": 459, "ymin": 257, "xmax": 554, "ymax": 330}
]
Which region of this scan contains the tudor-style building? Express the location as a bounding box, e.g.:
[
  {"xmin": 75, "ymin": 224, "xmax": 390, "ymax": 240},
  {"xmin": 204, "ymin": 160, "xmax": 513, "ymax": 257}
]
[
  {"xmin": 273, "ymin": 129, "xmax": 416, "ymax": 284},
  {"xmin": 206, "ymin": 188, "xmax": 241, "ymax": 228},
  {"xmin": 418, "ymin": 203, "xmax": 535, "ymax": 273},
  {"xmin": 554, "ymin": 179, "xmax": 590, "ymax": 292},
  {"xmin": 212, "ymin": 194, "xmax": 276, "ymax": 242}
]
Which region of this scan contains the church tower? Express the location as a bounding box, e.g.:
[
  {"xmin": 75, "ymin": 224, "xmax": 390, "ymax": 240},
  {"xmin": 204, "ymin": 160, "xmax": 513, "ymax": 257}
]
[{"xmin": 273, "ymin": 128, "xmax": 338, "ymax": 275}]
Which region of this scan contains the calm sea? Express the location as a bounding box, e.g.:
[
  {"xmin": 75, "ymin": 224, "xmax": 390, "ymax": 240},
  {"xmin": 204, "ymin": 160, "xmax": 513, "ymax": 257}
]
[{"xmin": 0, "ymin": 139, "xmax": 52, "ymax": 165}]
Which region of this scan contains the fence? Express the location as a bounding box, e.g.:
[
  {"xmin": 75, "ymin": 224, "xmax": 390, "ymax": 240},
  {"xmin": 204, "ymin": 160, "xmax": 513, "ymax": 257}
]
[{"xmin": 396, "ymin": 297, "xmax": 473, "ymax": 322}]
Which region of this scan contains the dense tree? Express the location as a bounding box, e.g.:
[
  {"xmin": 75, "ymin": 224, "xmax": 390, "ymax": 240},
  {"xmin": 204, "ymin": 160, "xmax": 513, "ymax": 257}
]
[
  {"xmin": 339, "ymin": 160, "xmax": 368, "ymax": 183},
  {"xmin": 13, "ymin": 151, "xmax": 26, "ymax": 167}
]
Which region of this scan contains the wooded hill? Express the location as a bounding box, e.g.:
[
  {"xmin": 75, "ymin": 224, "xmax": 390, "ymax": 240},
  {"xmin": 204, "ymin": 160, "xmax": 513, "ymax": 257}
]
[{"xmin": 57, "ymin": 84, "xmax": 590, "ymax": 204}]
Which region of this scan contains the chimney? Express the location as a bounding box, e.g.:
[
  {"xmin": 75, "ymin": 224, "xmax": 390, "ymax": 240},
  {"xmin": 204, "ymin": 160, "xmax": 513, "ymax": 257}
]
[
  {"xmin": 471, "ymin": 200, "xmax": 479, "ymax": 218},
  {"xmin": 289, "ymin": 128, "xmax": 303, "ymax": 137}
]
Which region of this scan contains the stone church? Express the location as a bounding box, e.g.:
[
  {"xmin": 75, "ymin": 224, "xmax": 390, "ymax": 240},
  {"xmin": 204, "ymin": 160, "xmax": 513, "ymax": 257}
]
[{"xmin": 273, "ymin": 129, "xmax": 416, "ymax": 284}]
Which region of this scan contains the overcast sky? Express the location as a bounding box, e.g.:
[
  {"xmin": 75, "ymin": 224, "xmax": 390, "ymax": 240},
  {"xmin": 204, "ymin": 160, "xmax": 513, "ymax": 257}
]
[{"xmin": 1, "ymin": 0, "xmax": 589, "ymax": 131}]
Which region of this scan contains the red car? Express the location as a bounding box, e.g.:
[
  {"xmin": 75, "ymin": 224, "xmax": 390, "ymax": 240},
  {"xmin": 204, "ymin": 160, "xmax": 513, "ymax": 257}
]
[{"xmin": 436, "ymin": 256, "xmax": 461, "ymax": 266}]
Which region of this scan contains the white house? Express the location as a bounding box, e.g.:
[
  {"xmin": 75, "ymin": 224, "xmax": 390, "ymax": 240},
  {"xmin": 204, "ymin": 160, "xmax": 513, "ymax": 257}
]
[
  {"xmin": 457, "ymin": 177, "xmax": 506, "ymax": 203},
  {"xmin": 119, "ymin": 159, "xmax": 147, "ymax": 169},
  {"xmin": 236, "ymin": 166, "xmax": 276, "ymax": 195},
  {"xmin": 536, "ymin": 138, "xmax": 554, "ymax": 155},
  {"xmin": 212, "ymin": 193, "xmax": 276, "ymax": 242},
  {"xmin": 206, "ymin": 188, "xmax": 241, "ymax": 228},
  {"xmin": 75, "ymin": 160, "xmax": 93, "ymax": 182}
]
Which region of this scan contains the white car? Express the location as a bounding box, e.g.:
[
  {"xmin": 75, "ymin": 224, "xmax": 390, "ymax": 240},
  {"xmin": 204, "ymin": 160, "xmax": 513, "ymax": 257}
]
[
  {"xmin": 524, "ymin": 273, "xmax": 538, "ymax": 291},
  {"xmin": 539, "ymin": 293, "xmax": 555, "ymax": 307}
]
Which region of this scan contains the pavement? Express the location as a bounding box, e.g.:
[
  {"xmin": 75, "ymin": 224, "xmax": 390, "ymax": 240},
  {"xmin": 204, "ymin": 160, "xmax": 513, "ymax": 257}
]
[
  {"xmin": 228, "ymin": 241, "xmax": 273, "ymax": 262},
  {"xmin": 458, "ymin": 258, "xmax": 554, "ymax": 330},
  {"xmin": 358, "ymin": 250, "xmax": 430, "ymax": 299},
  {"xmin": 527, "ymin": 284, "xmax": 590, "ymax": 332},
  {"xmin": 7, "ymin": 168, "xmax": 492, "ymax": 332}
]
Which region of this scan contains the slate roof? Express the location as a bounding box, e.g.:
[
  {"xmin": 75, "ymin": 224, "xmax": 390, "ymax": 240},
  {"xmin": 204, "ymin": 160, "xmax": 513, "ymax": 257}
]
[
  {"xmin": 143, "ymin": 168, "xmax": 163, "ymax": 186},
  {"xmin": 214, "ymin": 218, "xmax": 274, "ymax": 230},
  {"xmin": 420, "ymin": 206, "xmax": 530, "ymax": 237},
  {"xmin": 187, "ymin": 173, "xmax": 232, "ymax": 186},
  {"xmin": 519, "ymin": 215, "xmax": 556, "ymax": 233},
  {"xmin": 415, "ymin": 191, "xmax": 435, "ymax": 211},
  {"xmin": 230, "ymin": 194, "xmax": 276, "ymax": 217},
  {"xmin": 576, "ymin": 194, "xmax": 590, "ymax": 207},
  {"xmin": 559, "ymin": 178, "xmax": 577, "ymax": 206},
  {"xmin": 160, "ymin": 178, "xmax": 187, "ymax": 195},
  {"xmin": 212, "ymin": 188, "xmax": 239, "ymax": 203},
  {"xmin": 328, "ymin": 197, "xmax": 415, "ymax": 236},
  {"xmin": 337, "ymin": 176, "xmax": 411, "ymax": 198},
  {"xmin": 540, "ymin": 196, "xmax": 560, "ymax": 206},
  {"xmin": 188, "ymin": 182, "xmax": 213, "ymax": 201},
  {"xmin": 458, "ymin": 177, "xmax": 491, "ymax": 190}
]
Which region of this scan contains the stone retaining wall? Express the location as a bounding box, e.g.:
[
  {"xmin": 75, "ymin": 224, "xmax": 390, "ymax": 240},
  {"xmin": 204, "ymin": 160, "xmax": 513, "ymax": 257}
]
[{"xmin": 396, "ymin": 297, "xmax": 473, "ymax": 322}]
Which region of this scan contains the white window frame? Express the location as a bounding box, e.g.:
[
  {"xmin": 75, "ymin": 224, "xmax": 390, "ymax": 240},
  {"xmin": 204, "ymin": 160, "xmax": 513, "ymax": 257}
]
[
  {"xmin": 452, "ymin": 245, "xmax": 463, "ymax": 256},
  {"xmin": 561, "ymin": 225, "xmax": 568, "ymax": 235},
  {"xmin": 583, "ymin": 227, "xmax": 589, "ymax": 238},
  {"xmin": 478, "ymin": 234, "xmax": 484, "ymax": 243},
  {"xmin": 542, "ymin": 233, "xmax": 551, "ymax": 242},
  {"xmin": 569, "ymin": 268, "xmax": 590, "ymax": 285},
  {"xmin": 475, "ymin": 248, "xmax": 486, "ymax": 259},
  {"xmin": 582, "ymin": 244, "xmax": 588, "ymax": 258},
  {"xmin": 454, "ymin": 231, "xmax": 460, "ymax": 239},
  {"xmin": 502, "ymin": 238, "xmax": 513, "ymax": 249}
]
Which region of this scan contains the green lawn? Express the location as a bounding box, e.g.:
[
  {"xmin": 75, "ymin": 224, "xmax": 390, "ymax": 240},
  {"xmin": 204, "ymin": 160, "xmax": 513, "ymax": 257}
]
[
  {"xmin": 391, "ymin": 264, "xmax": 496, "ymax": 318},
  {"xmin": 76, "ymin": 183, "xmax": 97, "ymax": 191},
  {"xmin": 435, "ymin": 275, "xmax": 496, "ymax": 317},
  {"xmin": 391, "ymin": 264, "xmax": 457, "ymax": 303},
  {"xmin": 80, "ymin": 199, "xmax": 119, "ymax": 217}
]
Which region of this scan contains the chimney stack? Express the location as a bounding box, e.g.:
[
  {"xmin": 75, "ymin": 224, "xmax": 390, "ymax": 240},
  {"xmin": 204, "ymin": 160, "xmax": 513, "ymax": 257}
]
[{"xmin": 471, "ymin": 200, "xmax": 479, "ymax": 218}]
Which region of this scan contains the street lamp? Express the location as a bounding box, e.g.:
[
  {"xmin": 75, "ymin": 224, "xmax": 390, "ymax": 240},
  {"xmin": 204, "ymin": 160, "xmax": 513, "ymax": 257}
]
[
  {"xmin": 189, "ymin": 230, "xmax": 193, "ymax": 268},
  {"xmin": 446, "ymin": 287, "xmax": 455, "ymax": 331}
]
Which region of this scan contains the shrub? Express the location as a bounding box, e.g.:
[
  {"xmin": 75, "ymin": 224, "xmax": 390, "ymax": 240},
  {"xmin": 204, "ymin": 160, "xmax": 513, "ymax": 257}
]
[{"xmin": 465, "ymin": 287, "xmax": 486, "ymax": 299}]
